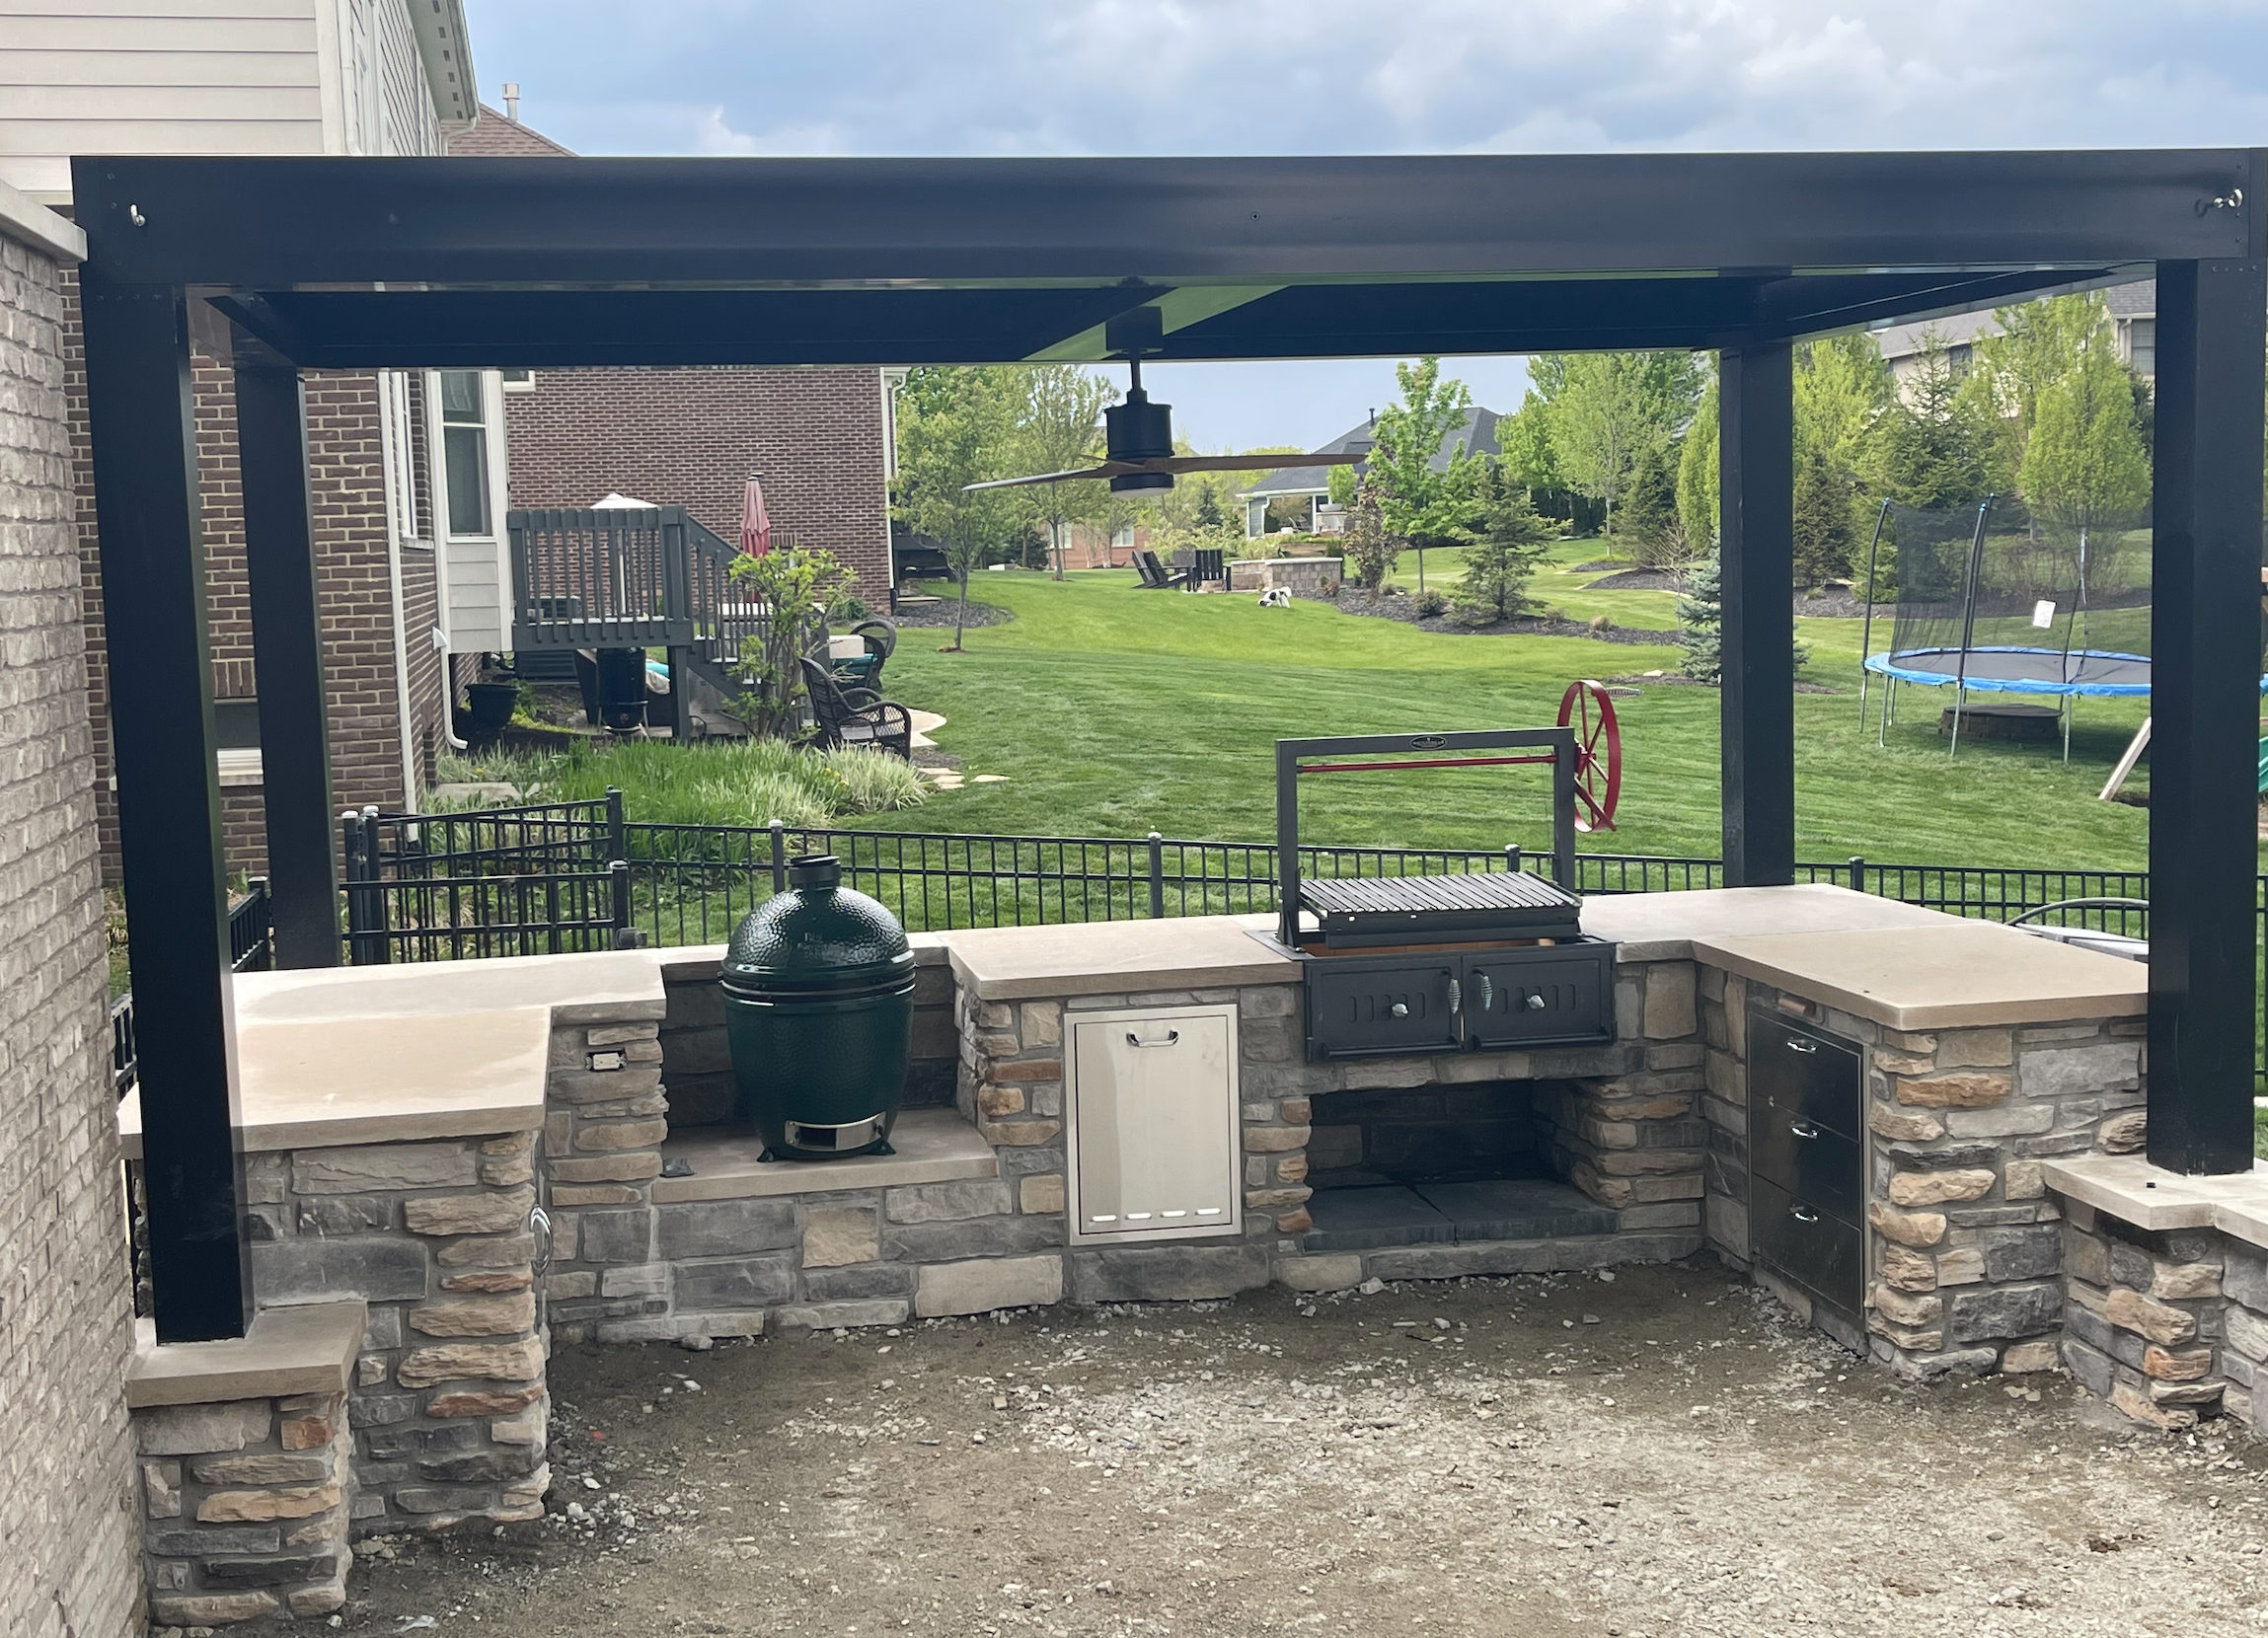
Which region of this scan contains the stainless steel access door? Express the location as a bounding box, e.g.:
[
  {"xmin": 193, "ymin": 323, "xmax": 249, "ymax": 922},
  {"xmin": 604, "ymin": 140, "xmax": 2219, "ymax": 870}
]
[{"xmin": 1066, "ymin": 1004, "xmax": 1242, "ymax": 1245}]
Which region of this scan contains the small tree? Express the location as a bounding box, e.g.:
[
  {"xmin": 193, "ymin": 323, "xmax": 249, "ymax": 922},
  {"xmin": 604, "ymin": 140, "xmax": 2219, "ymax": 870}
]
[
  {"xmin": 1676, "ymin": 373, "xmax": 1719, "ymax": 557},
  {"xmin": 1792, "ymin": 444, "xmax": 1858, "ymax": 585},
  {"xmin": 726, "ymin": 545, "xmax": 854, "ymax": 738},
  {"xmin": 2019, "ymin": 332, "xmax": 2151, "ymax": 534},
  {"xmin": 1454, "ymin": 471, "xmax": 1554, "ymax": 625},
  {"xmin": 1617, "ymin": 438, "xmax": 1686, "ymax": 569},
  {"xmin": 1677, "ymin": 550, "xmax": 1811, "ymax": 682},
  {"xmin": 1342, "ymin": 480, "xmax": 1397, "ymax": 590},
  {"xmin": 1014, "ymin": 364, "xmax": 1115, "ymax": 578}
]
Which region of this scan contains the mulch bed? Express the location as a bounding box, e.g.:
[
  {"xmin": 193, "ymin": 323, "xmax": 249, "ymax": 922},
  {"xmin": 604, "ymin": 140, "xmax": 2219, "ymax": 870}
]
[
  {"xmin": 1601, "ymin": 671, "xmax": 1841, "ymax": 695},
  {"xmin": 889, "ymin": 591, "xmax": 1015, "ymax": 631},
  {"xmin": 1336, "ymin": 587, "xmax": 1679, "ymax": 644}
]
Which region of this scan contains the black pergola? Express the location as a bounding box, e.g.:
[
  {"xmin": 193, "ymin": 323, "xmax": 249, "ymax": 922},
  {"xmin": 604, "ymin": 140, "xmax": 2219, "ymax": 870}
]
[{"xmin": 74, "ymin": 149, "xmax": 2266, "ymax": 1343}]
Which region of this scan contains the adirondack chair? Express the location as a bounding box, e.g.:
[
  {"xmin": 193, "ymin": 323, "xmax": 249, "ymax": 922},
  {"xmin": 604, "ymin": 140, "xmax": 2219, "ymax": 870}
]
[
  {"xmin": 799, "ymin": 656, "xmax": 914, "ymax": 759},
  {"xmin": 1188, "ymin": 547, "xmax": 1226, "ymax": 590},
  {"xmin": 1135, "ymin": 551, "xmax": 1182, "ymax": 589}
]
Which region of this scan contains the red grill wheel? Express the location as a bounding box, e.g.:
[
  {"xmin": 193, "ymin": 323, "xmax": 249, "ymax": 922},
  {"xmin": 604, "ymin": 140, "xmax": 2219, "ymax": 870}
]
[{"xmin": 1556, "ymin": 679, "xmax": 1623, "ymax": 833}]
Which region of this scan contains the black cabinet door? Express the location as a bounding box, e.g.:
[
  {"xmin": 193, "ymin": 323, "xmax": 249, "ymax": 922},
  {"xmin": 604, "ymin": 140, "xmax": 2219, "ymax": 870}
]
[
  {"xmin": 1752, "ymin": 1173, "xmax": 1864, "ymax": 1317},
  {"xmin": 1307, "ymin": 960, "xmax": 1461, "ymax": 1057},
  {"xmin": 1465, "ymin": 944, "xmax": 1615, "ymax": 1049},
  {"xmin": 1748, "ymin": 1010, "xmax": 1862, "ymax": 1142}
]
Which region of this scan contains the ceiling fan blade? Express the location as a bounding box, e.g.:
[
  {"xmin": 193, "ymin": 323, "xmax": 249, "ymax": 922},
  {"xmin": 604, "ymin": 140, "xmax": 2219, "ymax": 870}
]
[
  {"xmin": 960, "ymin": 465, "xmax": 1117, "ymax": 491},
  {"xmin": 1143, "ymin": 451, "xmax": 1366, "ymax": 474}
]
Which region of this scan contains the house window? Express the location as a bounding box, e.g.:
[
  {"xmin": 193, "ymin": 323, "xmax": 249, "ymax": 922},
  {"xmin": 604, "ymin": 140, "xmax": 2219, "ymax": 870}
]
[
  {"xmin": 439, "ymin": 370, "xmax": 491, "ymax": 537},
  {"xmin": 499, "ymin": 367, "xmax": 536, "ymax": 394},
  {"xmin": 2127, "ymin": 319, "xmax": 2155, "ymax": 379}
]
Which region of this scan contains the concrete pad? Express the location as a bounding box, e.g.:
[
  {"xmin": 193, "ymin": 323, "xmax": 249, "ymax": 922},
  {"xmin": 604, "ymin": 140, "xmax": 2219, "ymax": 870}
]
[
  {"xmin": 655, "ymin": 1109, "xmax": 998, "ymax": 1202},
  {"xmin": 128, "ymin": 1302, "xmax": 365, "ymax": 1409}
]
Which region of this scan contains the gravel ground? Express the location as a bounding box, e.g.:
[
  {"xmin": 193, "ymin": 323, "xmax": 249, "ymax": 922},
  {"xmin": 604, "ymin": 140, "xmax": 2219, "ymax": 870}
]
[{"xmin": 257, "ymin": 1258, "xmax": 2268, "ymax": 1638}]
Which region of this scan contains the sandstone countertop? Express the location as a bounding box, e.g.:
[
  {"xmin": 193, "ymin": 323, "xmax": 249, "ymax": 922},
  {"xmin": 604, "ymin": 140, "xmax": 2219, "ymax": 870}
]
[
  {"xmin": 119, "ymin": 947, "xmax": 671, "ymax": 1157},
  {"xmin": 937, "ymin": 915, "xmax": 1299, "ymax": 1001}
]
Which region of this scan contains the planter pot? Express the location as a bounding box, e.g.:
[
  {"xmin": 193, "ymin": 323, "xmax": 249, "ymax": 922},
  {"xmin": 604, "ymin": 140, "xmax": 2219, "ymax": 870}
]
[{"xmin": 465, "ymin": 681, "xmax": 517, "ymax": 742}]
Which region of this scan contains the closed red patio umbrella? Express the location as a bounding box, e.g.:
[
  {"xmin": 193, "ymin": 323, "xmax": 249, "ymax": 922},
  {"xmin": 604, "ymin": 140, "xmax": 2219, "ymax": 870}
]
[{"xmin": 740, "ymin": 473, "xmax": 772, "ymax": 557}]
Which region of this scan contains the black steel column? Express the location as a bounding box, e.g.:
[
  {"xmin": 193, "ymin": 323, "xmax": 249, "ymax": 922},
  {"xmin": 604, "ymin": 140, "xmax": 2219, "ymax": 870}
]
[
  {"xmin": 2148, "ymin": 256, "xmax": 2266, "ymax": 1174},
  {"xmin": 235, "ymin": 361, "xmax": 340, "ymax": 968},
  {"xmin": 1717, "ymin": 342, "xmax": 1796, "ymax": 886},
  {"xmin": 81, "ymin": 283, "xmax": 251, "ymax": 1341}
]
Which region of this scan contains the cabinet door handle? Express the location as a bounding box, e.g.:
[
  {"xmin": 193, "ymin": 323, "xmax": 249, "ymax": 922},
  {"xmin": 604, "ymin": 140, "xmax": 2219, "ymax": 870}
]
[
  {"xmin": 1479, "ymin": 975, "xmax": 1494, "ymax": 1010},
  {"xmin": 1448, "ymin": 979, "xmax": 1462, "ymax": 1014},
  {"xmin": 1390, "ymin": 1004, "xmax": 1408, "ymax": 1018},
  {"xmin": 1125, "ymin": 1029, "xmax": 1179, "ymax": 1048},
  {"xmin": 1786, "ymin": 1038, "xmax": 1819, "ymax": 1055},
  {"xmin": 1525, "ymin": 992, "xmax": 1547, "ymax": 1011},
  {"xmin": 1789, "ymin": 1206, "xmax": 1820, "ymax": 1224},
  {"xmin": 1787, "ymin": 1120, "xmax": 1821, "ymax": 1141}
]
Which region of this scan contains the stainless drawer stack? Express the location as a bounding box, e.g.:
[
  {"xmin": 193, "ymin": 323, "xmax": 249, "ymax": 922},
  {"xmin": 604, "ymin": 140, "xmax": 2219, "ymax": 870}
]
[{"xmin": 1747, "ymin": 1006, "xmax": 1863, "ymax": 1344}]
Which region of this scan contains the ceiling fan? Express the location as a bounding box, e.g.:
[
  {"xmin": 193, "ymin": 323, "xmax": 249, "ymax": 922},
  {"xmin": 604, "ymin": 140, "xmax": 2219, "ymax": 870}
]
[{"xmin": 964, "ymin": 306, "xmax": 1366, "ymax": 495}]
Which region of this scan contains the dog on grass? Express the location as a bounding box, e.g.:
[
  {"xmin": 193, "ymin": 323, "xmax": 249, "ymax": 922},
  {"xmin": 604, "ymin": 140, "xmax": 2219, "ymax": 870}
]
[{"xmin": 1257, "ymin": 587, "xmax": 1293, "ymax": 609}]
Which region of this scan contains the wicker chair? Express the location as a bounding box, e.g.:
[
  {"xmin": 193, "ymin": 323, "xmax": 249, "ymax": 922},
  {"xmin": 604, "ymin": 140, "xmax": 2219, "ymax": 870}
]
[
  {"xmin": 799, "ymin": 655, "xmax": 914, "ymax": 759},
  {"xmin": 833, "ymin": 617, "xmax": 897, "ymax": 687}
]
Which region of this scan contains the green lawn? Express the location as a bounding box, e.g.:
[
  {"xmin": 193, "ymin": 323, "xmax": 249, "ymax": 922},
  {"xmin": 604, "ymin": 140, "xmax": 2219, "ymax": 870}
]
[{"xmin": 865, "ymin": 557, "xmax": 2161, "ymax": 869}]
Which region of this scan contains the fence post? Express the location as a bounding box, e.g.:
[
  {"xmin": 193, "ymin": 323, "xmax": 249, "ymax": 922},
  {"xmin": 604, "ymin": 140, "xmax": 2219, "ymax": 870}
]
[
  {"xmin": 606, "ymin": 786, "xmax": 626, "ymax": 861},
  {"xmin": 769, "ymin": 819, "xmax": 788, "ymax": 894},
  {"xmin": 1147, "ymin": 831, "xmax": 1166, "ymax": 919},
  {"xmin": 1848, "ymin": 855, "xmax": 1865, "ymax": 894},
  {"xmin": 609, "ymin": 858, "xmax": 633, "ymax": 946},
  {"xmin": 1505, "ymin": 844, "xmax": 1523, "ymax": 875}
]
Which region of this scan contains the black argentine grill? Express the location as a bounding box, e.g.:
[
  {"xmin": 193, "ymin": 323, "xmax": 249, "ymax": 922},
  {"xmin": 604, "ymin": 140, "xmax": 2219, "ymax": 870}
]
[{"xmin": 1267, "ymin": 728, "xmax": 1616, "ymax": 1060}]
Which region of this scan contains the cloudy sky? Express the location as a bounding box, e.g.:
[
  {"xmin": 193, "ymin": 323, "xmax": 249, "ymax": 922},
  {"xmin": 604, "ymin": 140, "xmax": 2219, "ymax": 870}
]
[{"xmin": 463, "ymin": 0, "xmax": 2268, "ymax": 450}]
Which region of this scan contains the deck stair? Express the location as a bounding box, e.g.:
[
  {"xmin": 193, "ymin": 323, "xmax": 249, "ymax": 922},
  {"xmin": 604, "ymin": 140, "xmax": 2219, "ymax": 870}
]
[{"xmin": 506, "ymin": 505, "xmax": 768, "ymax": 736}]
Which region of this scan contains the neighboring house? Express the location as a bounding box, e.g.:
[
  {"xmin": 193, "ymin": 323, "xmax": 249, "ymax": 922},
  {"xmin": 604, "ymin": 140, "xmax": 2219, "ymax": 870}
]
[
  {"xmin": 2, "ymin": 21, "xmax": 893, "ymax": 878},
  {"xmin": 1238, "ymin": 405, "xmax": 1501, "ymax": 538},
  {"xmin": 3, "ymin": 0, "xmax": 479, "ymax": 877},
  {"xmin": 445, "ymin": 106, "xmax": 894, "ymax": 630},
  {"xmin": 1872, "ymin": 280, "xmax": 2157, "ymax": 394}
]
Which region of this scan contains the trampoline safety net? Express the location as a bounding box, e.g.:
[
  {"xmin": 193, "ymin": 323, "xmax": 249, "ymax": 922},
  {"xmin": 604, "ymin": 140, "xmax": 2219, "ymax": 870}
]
[{"xmin": 1864, "ymin": 497, "xmax": 2153, "ymax": 697}]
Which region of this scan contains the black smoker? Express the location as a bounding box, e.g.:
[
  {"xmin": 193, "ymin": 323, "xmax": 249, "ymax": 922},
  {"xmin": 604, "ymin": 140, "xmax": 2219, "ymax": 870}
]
[{"xmin": 1266, "ymin": 728, "xmax": 1617, "ymax": 1060}]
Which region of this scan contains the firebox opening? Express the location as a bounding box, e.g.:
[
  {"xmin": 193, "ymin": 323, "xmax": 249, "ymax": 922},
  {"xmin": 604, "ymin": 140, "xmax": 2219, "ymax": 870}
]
[{"xmin": 1302, "ymin": 1080, "xmax": 1618, "ymax": 1251}]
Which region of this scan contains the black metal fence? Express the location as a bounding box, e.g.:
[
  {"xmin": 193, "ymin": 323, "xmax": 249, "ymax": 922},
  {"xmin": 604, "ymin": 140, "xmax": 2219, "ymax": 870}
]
[
  {"xmin": 112, "ymin": 877, "xmax": 274, "ymax": 1097},
  {"xmin": 339, "ymin": 795, "xmax": 632, "ymax": 963}
]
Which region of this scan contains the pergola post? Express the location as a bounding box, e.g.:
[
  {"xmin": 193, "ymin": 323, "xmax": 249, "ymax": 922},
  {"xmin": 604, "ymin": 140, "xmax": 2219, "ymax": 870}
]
[
  {"xmin": 2146, "ymin": 256, "xmax": 2266, "ymax": 1174},
  {"xmin": 80, "ymin": 282, "xmax": 251, "ymax": 1342},
  {"xmin": 235, "ymin": 359, "xmax": 340, "ymax": 968},
  {"xmin": 1717, "ymin": 342, "xmax": 1796, "ymax": 887}
]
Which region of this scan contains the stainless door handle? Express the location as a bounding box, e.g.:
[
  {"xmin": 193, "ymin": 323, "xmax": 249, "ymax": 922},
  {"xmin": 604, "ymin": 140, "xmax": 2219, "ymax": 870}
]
[
  {"xmin": 1390, "ymin": 1004, "xmax": 1408, "ymax": 1018},
  {"xmin": 1787, "ymin": 1121, "xmax": 1821, "ymax": 1140},
  {"xmin": 1125, "ymin": 1030, "xmax": 1179, "ymax": 1048},
  {"xmin": 1790, "ymin": 1206, "xmax": 1820, "ymax": 1224},
  {"xmin": 1786, "ymin": 1038, "xmax": 1819, "ymax": 1055},
  {"xmin": 1479, "ymin": 975, "xmax": 1493, "ymax": 1010},
  {"xmin": 1447, "ymin": 979, "xmax": 1462, "ymax": 1014},
  {"xmin": 1525, "ymin": 993, "xmax": 1547, "ymax": 1011}
]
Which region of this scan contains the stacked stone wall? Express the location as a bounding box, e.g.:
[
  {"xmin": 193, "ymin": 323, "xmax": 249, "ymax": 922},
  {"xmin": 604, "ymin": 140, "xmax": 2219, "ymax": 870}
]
[
  {"xmin": 244, "ymin": 1133, "xmax": 548, "ymax": 1532},
  {"xmin": 2058, "ymin": 1203, "xmax": 2268, "ymax": 1430},
  {"xmin": 0, "ymin": 216, "xmax": 143, "ymax": 1638},
  {"xmin": 1700, "ymin": 964, "xmax": 2144, "ymax": 1377},
  {"xmin": 137, "ymin": 1387, "xmax": 356, "ymax": 1624}
]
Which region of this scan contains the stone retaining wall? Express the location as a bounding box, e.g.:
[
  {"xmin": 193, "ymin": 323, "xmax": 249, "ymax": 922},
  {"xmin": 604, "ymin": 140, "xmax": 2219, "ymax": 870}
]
[
  {"xmin": 2059, "ymin": 1201, "xmax": 2237, "ymax": 1428},
  {"xmin": 1699, "ymin": 965, "xmax": 2144, "ymax": 1378},
  {"xmin": 245, "ymin": 1131, "xmax": 549, "ymax": 1532},
  {"xmin": 137, "ymin": 1387, "xmax": 356, "ymax": 1625}
]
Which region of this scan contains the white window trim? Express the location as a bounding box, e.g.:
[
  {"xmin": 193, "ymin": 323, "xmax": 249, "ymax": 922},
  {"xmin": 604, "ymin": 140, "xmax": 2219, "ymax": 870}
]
[{"xmin": 421, "ymin": 368, "xmax": 514, "ymax": 652}]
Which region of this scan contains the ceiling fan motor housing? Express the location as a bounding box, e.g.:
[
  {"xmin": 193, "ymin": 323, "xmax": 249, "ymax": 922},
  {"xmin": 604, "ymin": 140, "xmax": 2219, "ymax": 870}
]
[{"xmin": 1104, "ymin": 391, "xmax": 1175, "ymax": 490}]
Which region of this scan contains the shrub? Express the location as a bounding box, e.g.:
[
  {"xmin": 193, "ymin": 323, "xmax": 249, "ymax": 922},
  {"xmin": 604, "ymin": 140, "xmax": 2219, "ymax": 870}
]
[
  {"xmin": 1588, "ymin": 614, "xmax": 1615, "ymax": 635},
  {"xmin": 819, "ymin": 746, "xmax": 929, "ymax": 813},
  {"xmin": 1414, "ymin": 588, "xmax": 1449, "ymax": 618},
  {"xmin": 1453, "ymin": 472, "xmax": 1553, "ymax": 625}
]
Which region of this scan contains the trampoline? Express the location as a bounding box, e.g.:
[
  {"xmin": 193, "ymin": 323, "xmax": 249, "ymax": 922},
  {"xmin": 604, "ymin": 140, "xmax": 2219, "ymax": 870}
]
[{"xmin": 1857, "ymin": 497, "xmax": 2155, "ymax": 757}]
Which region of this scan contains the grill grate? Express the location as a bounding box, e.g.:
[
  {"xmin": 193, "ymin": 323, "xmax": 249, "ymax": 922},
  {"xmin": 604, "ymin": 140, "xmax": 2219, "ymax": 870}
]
[{"xmin": 1300, "ymin": 871, "xmax": 1580, "ymax": 920}]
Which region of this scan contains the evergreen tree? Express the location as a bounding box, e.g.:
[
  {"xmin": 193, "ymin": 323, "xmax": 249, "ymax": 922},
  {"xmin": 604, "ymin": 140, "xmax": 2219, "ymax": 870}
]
[
  {"xmin": 1193, "ymin": 485, "xmax": 1226, "ymax": 529},
  {"xmin": 1675, "ymin": 551, "xmax": 1723, "ymax": 681},
  {"xmin": 1880, "ymin": 332, "xmax": 1993, "ymax": 509},
  {"xmin": 1342, "ymin": 480, "xmax": 1398, "ymax": 590},
  {"xmin": 1453, "ymin": 470, "xmax": 1554, "ymax": 625},
  {"xmin": 1616, "ymin": 437, "xmax": 1685, "ymax": 567},
  {"xmin": 1677, "ymin": 374, "xmax": 1719, "ymax": 556},
  {"xmin": 1792, "ymin": 444, "xmax": 1858, "ymax": 584}
]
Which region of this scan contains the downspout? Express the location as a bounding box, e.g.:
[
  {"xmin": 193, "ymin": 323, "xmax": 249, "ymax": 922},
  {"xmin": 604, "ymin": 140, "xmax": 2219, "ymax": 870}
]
[
  {"xmin": 376, "ymin": 369, "xmax": 425, "ymax": 797},
  {"xmin": 418, "ymin": 368, "xmax": 469, "ymax": 750}
]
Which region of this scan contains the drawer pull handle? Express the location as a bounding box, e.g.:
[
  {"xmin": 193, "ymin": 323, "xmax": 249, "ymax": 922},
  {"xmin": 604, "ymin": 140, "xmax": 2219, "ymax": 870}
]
[
  {"xmin": 1125, "ymin": 1030, "xmax": 1180, "ymax": 1048},
  {"xmin": 1526, "ymin": 993, "xmax": 1547, "ymax": 1011},
  {"xmin": 1448, "ymin": 979, "xmax": 1462, "ymax": 1014},
  {"xmin": 1787, "ymin": 1120, "xmax": 1821, "ymax": 1141},
  {"xmin": 1479, "ymin": 975, "xmax": 1494, "ymax": 1010},
  {"xmin": 1786, "ymin": 1038, "xmax": 1819, "ymax": 1055},
  {"xmin": 1390, "ymin": 1003, "xmax": 1409, "ymax": 1018},
  {"xmin": 1790, "ymin": 1206, "xmax": 1820, "ymax": 1224}
]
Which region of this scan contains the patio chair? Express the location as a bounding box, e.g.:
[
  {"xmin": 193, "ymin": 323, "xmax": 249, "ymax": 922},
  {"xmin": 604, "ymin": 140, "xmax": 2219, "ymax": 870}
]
[
  {"xmin": 1187, "ymin": 547, "xmax": 1226, "ymax": 591},
  {"xmin": 799, "ymin": 656, "xmax": 914, "ymax": 759},
  {"xmin": 1135, "ymin": 551, "xmax": 1182, "ymax": 589},
  {"xmin": 832, "ymin": 618, "xmax": 896, "ymax": 688}
]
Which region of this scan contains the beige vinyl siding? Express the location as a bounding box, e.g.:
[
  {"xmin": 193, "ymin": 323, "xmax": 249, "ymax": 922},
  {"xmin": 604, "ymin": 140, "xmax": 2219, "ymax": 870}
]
[
  {"xmin": 0, "ymin": 0, "xmax": 323, "ymax": 196},
  {"xmin": 373, "ymin": 0, "xmax": 435, "ymax": 156},
  {"xmin": 442, "ymin": 537, "xmax": 504, "ymax": 650}
]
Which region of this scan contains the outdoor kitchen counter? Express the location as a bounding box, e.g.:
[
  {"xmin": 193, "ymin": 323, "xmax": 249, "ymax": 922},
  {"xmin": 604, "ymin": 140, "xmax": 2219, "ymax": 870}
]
[{"xmin": 117, "ymin": 947, "xmax": 673, "ymax": 1157}]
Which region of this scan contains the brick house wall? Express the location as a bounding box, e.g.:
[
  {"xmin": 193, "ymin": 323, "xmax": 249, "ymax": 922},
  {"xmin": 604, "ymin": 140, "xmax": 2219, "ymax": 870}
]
[
  {"xmin": 62, "ymin": 277, "xmax": 441, "ymax": 880},
  {"xmin": 502, "ymin": 366, "xmax": 893, "ymax": 604},
  {"xmin": 0, "ymin": 208, "xmax": 143, "ymax": 1638}
]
